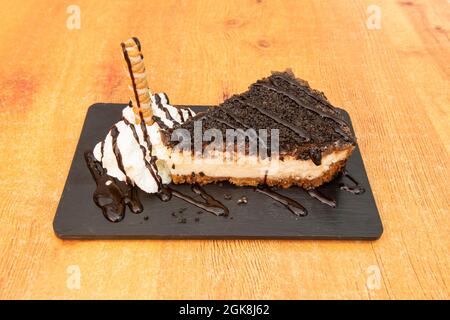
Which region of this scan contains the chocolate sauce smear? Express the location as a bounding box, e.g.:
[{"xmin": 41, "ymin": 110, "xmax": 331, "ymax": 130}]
[
  {"xmin": 339, "ymin": 170, "xmax": 365, "ymax": 195},
  {"xmin": 157, "ymin": 186, "xmax": 173, "ymax": 202},
  {"xmin": 85, "ymin": 151, "xmax": 142, "ymax": 222},
  {"xmin": 86, "ymin": 155, "xmax": 229, "ymax": 219},
  {"xmin": 161, "ymin": 185, "xmax": 229, "ymax": 216},
  {"xmin": 84, "ymin": 166, "xmax": 365, "ymax": 221},
  {"xmin": 307, "ymin": 189, "xmax": 336, "ymax": 208},
  {"xmin": 256, "ymin": 186, "xmax": 308, "ymax": 216},
  {"xmin": 191, "ymin": 184, "xmax": 229, "ymax": 216}
]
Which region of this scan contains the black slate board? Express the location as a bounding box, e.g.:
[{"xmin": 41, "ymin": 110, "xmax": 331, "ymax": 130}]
[{"xmin": 53, "ymin": 104, "xmax": 382, "ymax": 240}]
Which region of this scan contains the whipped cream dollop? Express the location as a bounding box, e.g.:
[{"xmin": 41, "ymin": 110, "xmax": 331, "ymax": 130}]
[{"xmin": 93, "ymin": 93, "xmax": 195, "ymax": 193}]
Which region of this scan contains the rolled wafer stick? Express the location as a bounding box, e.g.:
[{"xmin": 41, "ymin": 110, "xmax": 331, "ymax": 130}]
[{"xmin": 120, "ymin": 37, "xmax": 153, "ymax": 125}]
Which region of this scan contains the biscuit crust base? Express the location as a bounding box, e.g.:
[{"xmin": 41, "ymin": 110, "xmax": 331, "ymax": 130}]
[{"xmin": 171, "ymin": 159, "xmax": 347, "ymax": 190}]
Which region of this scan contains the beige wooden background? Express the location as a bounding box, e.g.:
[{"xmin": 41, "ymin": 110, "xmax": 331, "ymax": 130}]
[{"xmin": 0, "ymin": 0, "xmax": 448, "ymax": 299}]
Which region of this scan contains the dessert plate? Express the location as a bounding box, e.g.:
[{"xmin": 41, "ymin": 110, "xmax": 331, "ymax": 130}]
[{"xmin": 53, "ymin": 104, "xmax": 382, "ymax": 240}]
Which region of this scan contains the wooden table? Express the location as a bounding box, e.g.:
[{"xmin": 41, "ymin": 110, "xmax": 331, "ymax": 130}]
[{"xmin": 0, "ymin": 0, "xmax": 448, "ymax": 300}]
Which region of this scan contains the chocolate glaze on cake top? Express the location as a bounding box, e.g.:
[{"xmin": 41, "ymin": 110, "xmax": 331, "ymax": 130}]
[{"xmin": 168, "ymin": 70, "xmax": 356, "ymax": 161}]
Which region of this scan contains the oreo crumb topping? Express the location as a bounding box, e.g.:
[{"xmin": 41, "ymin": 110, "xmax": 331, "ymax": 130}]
[{"xmin": 168, "ymin": 70, "xmax": 355, "ymax": 161}]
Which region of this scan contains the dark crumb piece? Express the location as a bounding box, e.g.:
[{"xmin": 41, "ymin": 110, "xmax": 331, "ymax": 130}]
[
  {"xmin": 196, "ymin": 211, "xmax": 203, "ymax": 215},
  {"xmin": 143, "ymin": 216, "xmax": 149, "ymax": 221},
  {"xmin": 195, "ymin": 217, "xmax": 200, "ymax": 222},
  {"xmin": 171, "ymin": 212, "xmax": 177, "ymax": 217},
  {"xmin": 237, "ymin": 196, "xmax": 248, "ymax": 205},
  {"xmin": 172, "ymin": 164, "xmax": 175, "ymax": 169},
  {"xmin": 178, "ymin": 207, "xmax": 187, "ymax": 214},
  {"xmin": 199, "ymin": 172, "xmax": 205, "ymax": 177},
  {"xmin": 224, "ymin": 194, "xmax": 232, "ymax": 200},
  {"xmin": 230, "ymin": 216, "xmax": 234, "ymax": 220},
  {"xmin": 178, "ymin": 217, "xmax": 187, "ymax": 224},
  {"xmin": 191, "ymin": 172, "xmax": 195, "ymax": 177}
]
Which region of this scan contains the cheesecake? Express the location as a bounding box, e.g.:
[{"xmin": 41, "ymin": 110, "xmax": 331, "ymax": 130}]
[
  {"xmin": 166, "ymin": 70, "xmax": 355, "ymax": 189},
  {"xmin": 93, "ymin": 38, "xmax": 356, "ymax": 196}
]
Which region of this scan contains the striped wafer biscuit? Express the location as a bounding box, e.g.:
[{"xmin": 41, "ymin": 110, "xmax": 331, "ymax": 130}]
[{"xmin": 120, "ymin": 37, "xmax": 153, "ymax": 125}]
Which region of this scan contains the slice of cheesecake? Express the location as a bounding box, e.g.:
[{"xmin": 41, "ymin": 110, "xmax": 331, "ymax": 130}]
[
  {"xmin": 93, "ymin": 38, "xmax": 356, "ymax": 194},
  {"xmin": 165, "ymin": 70, "xmax": 356, "ymax": 189}
]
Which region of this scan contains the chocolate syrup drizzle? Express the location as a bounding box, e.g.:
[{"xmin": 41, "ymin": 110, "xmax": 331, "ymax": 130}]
[
  {"xmin": 88, "ymin": 142, "xmax": 365, "ymax": 221},
  {"xmin": 121, "ymin": 42, "xmax": 142, "ymax": 111},
  {"xmin": 202, "ymin": 114, "xmax": 267, "ymax": 149},
  {"xmin": 156, "ymin": 185, "xmax": 228, "ymax": 216},
  {"xmin": 152, "ymin": 115, "xmax": 170, "ymax": 131},
  {"xmin": 91, "ymin": 111, "xmax": 363, "ymax": 220},
  {"xmin": 100, "ymin": 140, "xmax": 105, "ymax": 162},
  {"xmin": 85, "ymin": 151, "xmax": 142, "ymax": 222},
  {"xmin": 123, "ymin": 117, "xmax": 162, "ymax": 190},
  {"xmin": 256, "ymin": 186, "xmax": 308, "ymax": 216},
  {"xmin": 208, "ymin": 115, "xmax": 239, "ymax": 131},
  {"xmin": 171, "ymin": 73, "xmax": 355, "ymax": 165},
  {"xmin": 307, "ymin": 189, "xmax": 336, "ymax": 208},
  {"xmin": 186, "ymin": 108, "xmax": 194, "ymax": 118},
  {"xmin": 271, "ymin": 74, "xmax": 337, "ymax": 113},
  {"xmin": 254, "ymin": 170, "xmax": 364, "ymax": 215},
  {"xmin": 92, "ymin": 40, "xmax": 228, "ymax": 221},
  {"xmin": 212, "ymin": 77, "xmax": 355, "ymax": 164},
  {"xmin": 120, "ymin": 40, "xmax": 164, "ymax": 192},
  {"xmin": 233, "ymin": 97, "xmax": 311, "ymax": 141},
  {"xmin": 90, "ymin": 110, "xmax": 363, "ymax": 221},
  {"xmin": 86, "ymin": 150, "xmax": 230, "ymax": 220},
  {"xmin": 154, "ymin": 94, "xmax": 174, "ymax": 123},
  {"xmin": 253, "ymin": 81, "xmax": 349, "ymax": 128},
  {"xmin": 110, "ymin": 125, "xmax": 132, "ymax": 184},
  {"xmin": 155, "ymin": 93, "xmax": 193, "ymax": 126},
  {"xmin": 252, "ymin": 81, "xmax": 351, "ymax": 141},
  {"xmin": 219, "ymin": 108, "xmax": 251, "ymax": 129},
  {"xmin": 177, "ymin": 106, "xmax": 185, "ymax": 123},
  {"xmin": 164, "ymin": 185, "xmax": 229, "ymax": 216},
  {"xmin": 132, "ymin": 37, "xmax": 142, "ymax": 51},
  {"xmin": 339, "ymin": 170, "xmax": 365, "ymax": 195}
]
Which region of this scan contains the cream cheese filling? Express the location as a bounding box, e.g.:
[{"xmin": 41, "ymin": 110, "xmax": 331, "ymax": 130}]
[{"xmin": 167, "ymin": 149, "xmax": 351, "ymax": 181}]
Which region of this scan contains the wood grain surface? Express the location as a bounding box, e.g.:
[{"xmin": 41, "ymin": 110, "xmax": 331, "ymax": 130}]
[{"xmin": 0, "ymin": 0, "xmax": 448, "ymax": 299}]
